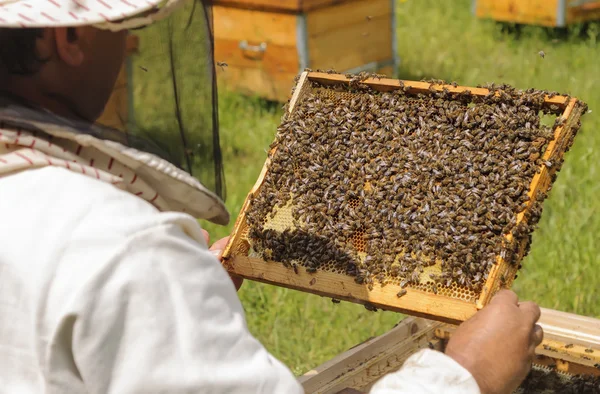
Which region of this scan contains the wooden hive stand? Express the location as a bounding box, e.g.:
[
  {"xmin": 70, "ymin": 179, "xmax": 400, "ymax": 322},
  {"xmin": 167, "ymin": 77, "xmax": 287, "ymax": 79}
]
[{"xmin": 210, "ymin": 0, "xmax": 400, "ymax": 102}]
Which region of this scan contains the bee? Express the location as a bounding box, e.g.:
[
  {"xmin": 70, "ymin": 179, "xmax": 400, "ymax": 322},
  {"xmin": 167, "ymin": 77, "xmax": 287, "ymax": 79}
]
[
  {"xmin": 216, "ymin": 61, "xmax": 228, "ymax": 71},
  {"xmin": 396, "ymin": 289, "xmax": 407, "ymax": 298},
  {"xmin": 244, "ymin": 75, "xmax": 574, "ymax": 297}
]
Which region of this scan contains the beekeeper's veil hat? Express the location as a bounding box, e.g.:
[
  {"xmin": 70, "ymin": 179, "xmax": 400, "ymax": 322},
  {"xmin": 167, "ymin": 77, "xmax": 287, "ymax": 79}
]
[{"xmin": 0, "ymin": 0, "xmax": 228, "ymax": 225}]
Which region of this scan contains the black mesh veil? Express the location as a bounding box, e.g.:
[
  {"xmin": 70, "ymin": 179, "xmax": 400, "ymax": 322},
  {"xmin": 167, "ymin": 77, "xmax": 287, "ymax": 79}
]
[
  {"xmin": 100, "ymin": 0, "xmax": 225, "ymax": 200},
  {"xmin": 0, "ymin": 1, "xmax": 224, "ymax": 200}
]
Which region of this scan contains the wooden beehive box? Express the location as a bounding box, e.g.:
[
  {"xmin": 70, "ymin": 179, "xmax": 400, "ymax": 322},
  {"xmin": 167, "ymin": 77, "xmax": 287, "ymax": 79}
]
[
  {"xmin": 222, "ymin": 71, "xmax": 587, "ymax": 324},
  {"xmin": 96, "ymin": 35, "xmax": 139, "ymax": 131},
  {"xmin": 300, "ymin": 308, "xmax": 600, "ymax": 394},
  {"xmin": 473, "ymin": 0, "xmax": 600, "ymax": 27},
  {"xmin": 210, "ymin": 0, "xmax": 399, "ymax": 102}
]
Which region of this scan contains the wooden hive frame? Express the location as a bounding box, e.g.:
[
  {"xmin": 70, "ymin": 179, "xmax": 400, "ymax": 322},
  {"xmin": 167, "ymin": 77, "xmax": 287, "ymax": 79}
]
[
  {"xmin": 222, "ymin": 71, "xmax": 587, "ymax": 324},
  {"xmin": 299, "ymin": 308, "xmax": 600, "ymax": 394}
]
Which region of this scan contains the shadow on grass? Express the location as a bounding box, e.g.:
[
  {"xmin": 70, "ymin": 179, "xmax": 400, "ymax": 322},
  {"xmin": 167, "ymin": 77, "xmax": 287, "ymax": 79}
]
[{"xmin": 492, "ymin": 21, "xmax": 600, "ymax": 43}]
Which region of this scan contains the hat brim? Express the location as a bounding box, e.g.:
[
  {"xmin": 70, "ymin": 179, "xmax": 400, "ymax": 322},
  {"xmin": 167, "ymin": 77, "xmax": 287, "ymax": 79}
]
[{"xmin": 0, "ymin": 0, "xmax": 184, "ymax": 30}]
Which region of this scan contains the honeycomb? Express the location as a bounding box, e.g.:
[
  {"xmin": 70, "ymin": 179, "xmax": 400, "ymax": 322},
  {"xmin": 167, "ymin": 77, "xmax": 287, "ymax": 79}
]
[
  {"xmin": 245, "ymin": 190, "xmax": 479, "ymax": 302},
  {"xmin": 515, "ymin": 365, "xmax": 600, "ymax": 393}
]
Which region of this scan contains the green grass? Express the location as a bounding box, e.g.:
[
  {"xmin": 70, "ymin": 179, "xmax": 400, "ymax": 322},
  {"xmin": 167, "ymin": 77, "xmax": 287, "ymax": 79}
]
[{"xmin": 135, "ymin": 0, "xmax": 600, "ymax": 376}]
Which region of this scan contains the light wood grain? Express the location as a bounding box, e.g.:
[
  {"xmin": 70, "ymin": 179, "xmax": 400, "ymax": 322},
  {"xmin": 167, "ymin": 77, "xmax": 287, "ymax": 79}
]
[
  {"xmin": 209, "ymin": 0, "xmax": 362, "ymax": 13},
  {"xmin": 214, "ymin": 38, "xmax": 299, "ymax": 74},
  {"xmin": 308, "ymin": 14, "xmax": 393, "ymax": 72},
  {"xmin": 288, "ymin": 71, "xmax": 311, "ymax": 113},
  {"xmin": 226, "ymin": 256, "xmax": 476, "ymax": 324},
  {"xmin": 306, "ymin": 72, "xmax": 571, "ymax": 109},
  {"xmin": 305, "ymin": 0, "xmax": 390, "ymax": 36},
  {"xmin": 300, "ymin": 317, "xmax": 443, "ymax": 394},
  {"xmin": 475, "ymin": 0, "xmax": 560, "ymax": 26},
  {"xmin": 216, "ymin": 65, "xmax": 297, "ymax": 102},
  {"xmin": 212, "ymin": 5, "xmax": 297, "ymax": 47}
]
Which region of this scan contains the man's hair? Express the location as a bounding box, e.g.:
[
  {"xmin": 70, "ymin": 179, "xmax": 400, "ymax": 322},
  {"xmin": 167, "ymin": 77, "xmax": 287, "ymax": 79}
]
[{"xmin": 0, "ymin": 28, "xmax": 46, "ymax": 76}]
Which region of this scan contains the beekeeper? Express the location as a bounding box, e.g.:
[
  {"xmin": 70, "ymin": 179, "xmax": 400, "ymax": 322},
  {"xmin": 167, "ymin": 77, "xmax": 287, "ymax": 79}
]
[{"xmin": 0, "ymin": 1, "xmax": 543, "ymax": 393}]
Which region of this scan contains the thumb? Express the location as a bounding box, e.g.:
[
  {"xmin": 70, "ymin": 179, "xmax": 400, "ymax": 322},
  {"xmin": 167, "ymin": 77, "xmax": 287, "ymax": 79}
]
[{"xmin": 210, "ymin": 237, "xmax": 231, "ymax": 259}]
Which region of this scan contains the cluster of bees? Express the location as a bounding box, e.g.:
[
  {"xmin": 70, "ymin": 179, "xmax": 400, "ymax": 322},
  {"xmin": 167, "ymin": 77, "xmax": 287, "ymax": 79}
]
[
  {"xmin": 517, "ymin": 367, "xmax": 600, "ymax": 393},
  {"xmin": 245, "ymin": 74, "xmax": 581, "ymax": 293}
]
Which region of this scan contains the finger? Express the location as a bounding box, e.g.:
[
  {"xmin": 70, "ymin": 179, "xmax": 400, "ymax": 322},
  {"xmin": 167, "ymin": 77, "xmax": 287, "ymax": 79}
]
[
  {"xmin": 519, "ymin": 301, "xmax": 542, "ymax": 325},
  {"xmin": 210, "ymin": 236, "xmax": 230, "ymax": 252},
  {"xmin": 532, "ymin": 324, "xmax": 544, "ymax": 346},
  {"xmin": 201, "ymin": 229, "xmax": 210, "ymax": 245},
  {"xmin": 528, "ymin": 344, "xmax": 539, "ymax": 363},
  {"xmin": 490, "ymin": 289, "xmax": 519, "ymax": 306}
]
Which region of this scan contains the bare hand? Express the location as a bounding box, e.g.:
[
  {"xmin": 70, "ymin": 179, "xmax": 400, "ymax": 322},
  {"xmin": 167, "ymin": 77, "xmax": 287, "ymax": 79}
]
[
  {"xmin": 201, "ymin": 231, "xmax": 243, "ymax": 291},
  {"xmin": 445, "ymin": 290, "xmax": 543, "ymax": 394}
]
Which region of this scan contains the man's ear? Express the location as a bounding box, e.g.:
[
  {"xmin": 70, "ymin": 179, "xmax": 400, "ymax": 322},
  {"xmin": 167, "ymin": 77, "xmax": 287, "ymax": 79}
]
[{"xmin": 53, "ymin": 27, "xmax": 86, "ymax": 67}]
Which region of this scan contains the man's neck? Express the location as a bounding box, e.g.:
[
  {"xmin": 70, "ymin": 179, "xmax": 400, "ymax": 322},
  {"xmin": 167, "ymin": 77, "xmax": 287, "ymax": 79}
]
[{"xmin": 0, "ymin": 78, "xmax": 87, "ymax": 121}]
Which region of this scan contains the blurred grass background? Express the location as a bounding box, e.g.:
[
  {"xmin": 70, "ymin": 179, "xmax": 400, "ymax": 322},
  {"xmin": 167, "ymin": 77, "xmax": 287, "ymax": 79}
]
[{"xmin": 135, "ymin": 0, "xmax": 600, "ymax": 376}]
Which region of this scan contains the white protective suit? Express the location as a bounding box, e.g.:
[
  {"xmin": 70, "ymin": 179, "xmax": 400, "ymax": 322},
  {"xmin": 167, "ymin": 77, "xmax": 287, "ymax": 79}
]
[{"xmin": 0, "ymin": 126, "xmax": 481, "ymax": 394}]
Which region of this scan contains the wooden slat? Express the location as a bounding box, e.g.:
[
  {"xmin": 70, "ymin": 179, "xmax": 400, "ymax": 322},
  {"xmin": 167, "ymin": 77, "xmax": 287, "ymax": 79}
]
[
  {"xmin": 537, "ymin": 308, "xmax": 600, "ymax": 348},
  {"xmin": 307, "ymin": 14, "xmax": 393, "ymax": 72},
  {"xmin": 216, "ymin": 66, "xmax": 297, "ymax": 102},
  {"xmin": 306, "ymin": 72, "xmax": 571, "ymax": 109},
  {"xmin": 436, "ymin": 308, "xmax": 600, "ymax": 345},
  {"xmin": 210, "ymin": 0, "xmax": 300, "ymax": 11},
  {"xmin": 212, "ymin": 5, "xmax": 297, "ymax": 47},
  {"xmin": 300, "ymin": 317, "xmax": 443, "ymax": 394},
  {"xmin": 209, "ymin": 0, "xmax": 361, "ymax": 13},
  {"xmin": 214, "ymin": 38, "xmax": 299, "ymax": 74},
  {"xmin": 539, "ymin": 339, "xmax": 600, "ymax": 369},
  {"xmin": 225, "ymin": 256, "xmax": 476, "ymax": 324},
  {"xmin": 288, "ymin": 71, "xmax": 311, "ymax": 114},
  {"xmin": 305, "ymin": 0, "xmax": 390, "ymax": 36},
  {"xmin": 475, "ymin": 0, "xmax": 560, "ymax": 27}
]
